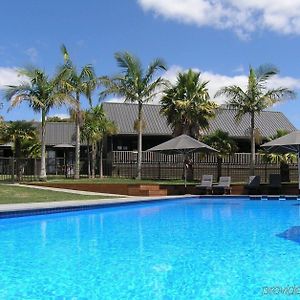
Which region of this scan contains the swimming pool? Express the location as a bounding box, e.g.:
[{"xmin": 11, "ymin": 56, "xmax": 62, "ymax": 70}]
[{"xmin": 1, "ymin": 197, "xmax": 300, "ymax": 299}]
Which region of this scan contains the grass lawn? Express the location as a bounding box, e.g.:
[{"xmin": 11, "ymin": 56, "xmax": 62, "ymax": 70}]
[
  {"xmin": 35, "ymin": 176, "xmax": 194, "ymax": 185},
  {"xmin": 0, "ymin": 184, "xmax": 114, "ymax": 205},
  {"xmin": 34, "ymin": 176, "xmax": 256, "ymax": 185}
]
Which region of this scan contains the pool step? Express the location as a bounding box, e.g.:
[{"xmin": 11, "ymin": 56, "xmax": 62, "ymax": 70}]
[{"xmin": 128, "ymin": 185, "xmax": 168, "ymax": 196}]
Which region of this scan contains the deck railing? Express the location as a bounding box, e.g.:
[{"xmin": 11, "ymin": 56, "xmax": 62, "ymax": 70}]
[
  {"xmin": 111, "ymin": 151, "xmax": 282, "ymax": 165},
  {"xmin": 110, "ymin": 151, "xmax": 295, "ymax": 183},
  {"xmin": 0, "ymin": 152, "xmax": 295, "ymax": 183}
]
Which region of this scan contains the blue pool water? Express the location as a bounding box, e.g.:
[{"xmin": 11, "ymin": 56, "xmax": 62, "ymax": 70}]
[{"xmin": 1, "ymin": 198, "xmax": 300, "ymax": 299}]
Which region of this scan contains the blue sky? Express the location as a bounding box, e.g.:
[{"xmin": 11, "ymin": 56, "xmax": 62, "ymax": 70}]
[{"xmin": 1, "ymin": 0, "xmax": 300, "ymax": 128}]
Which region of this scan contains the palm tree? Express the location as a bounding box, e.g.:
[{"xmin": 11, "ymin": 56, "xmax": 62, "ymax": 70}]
[
  {"xmin": 216, "ymin": 65, "xmax": 295, "ymax": 174},
  {"xmin": 100, "ymin": 52, "xmax": 166, "ymax": 179},
  {"xmin": 81, "ymin": 105, "xmax": 117, "ymax": 178},
  {"xmin": 259, "ymin": 129, "xmax": 296, "ymax": 182},
  {"xmin": 5, "ymin": 67, "xmax": 71, "ymax": 181},
  {"xmin": 202, "ymin": 130, "xmax": 238, "ymax": 179},
  {"xmin": 161, "ymin": 69, "xmax": 218, "ymax": 138},
  {"xmin": 58, "ymin": 45, "xmax": 98, "ymax": 179},
  {"xmin": 0, "ymin": 121, "xmax": 39, "ymax": 180}
]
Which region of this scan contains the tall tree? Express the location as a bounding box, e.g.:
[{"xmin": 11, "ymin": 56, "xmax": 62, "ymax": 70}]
[
  {"xmin": 0, "ymin": 121, "xmax": 39, "ymax": 180},
  {"xmin": 216, "ymin": 65, "xmax": 295, "ymax": 174},
  {"xmin": 59, "ymin": 45, "xmax": 98, "ymax": 179},
  {"xmin": 259, "ymin": 129, "xmax": 296, "ymax": 182},
  {"xmin": 5, "ymin": 67, "xmax": 70, "ymax": 181},
  {"xmin": 81, "ymin": 105, "xmax": 117, "ymax": 178},
  {"xmin": 202, "ymin": 130, "xmax": 238, "ymax": 179},
  {"xmin": 100, "ymin": 52, "xmax": 166, "ymax": 179},
  {"xmin": 161, "ymin": 69, "xmax": 218, "ymax": 138}
]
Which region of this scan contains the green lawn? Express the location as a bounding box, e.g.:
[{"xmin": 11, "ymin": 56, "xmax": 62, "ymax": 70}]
[
  {"xmin": 36, "ymin": 177, "xmax": 194, "ymax": 185},
  {"xmin": 34, "ymin": 177, "xmax": 299, "ymax": 186},
  {"xmin": 0, "ymin": 184, "xmax": 114, "ymax": 204}
]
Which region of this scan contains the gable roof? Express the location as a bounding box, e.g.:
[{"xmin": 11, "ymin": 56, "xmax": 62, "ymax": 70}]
[
  {"xmin": 3, "ymin": 102, "xmax": 295, "ymax": 148},
  {"xmin": 102, "ymin": 102, "xmax": 297, "ymax": 138},
  {"xmin": 43, "ymin": 122, "xmax": 77, "ymax": 146}
]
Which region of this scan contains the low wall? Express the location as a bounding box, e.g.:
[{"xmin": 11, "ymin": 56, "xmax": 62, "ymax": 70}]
[{"xmin": 33, "ymin": 183, "xmax": 300, "ymax": 196}]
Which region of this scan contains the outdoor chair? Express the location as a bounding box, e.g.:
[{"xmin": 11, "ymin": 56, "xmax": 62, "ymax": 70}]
[
  {"xmin": 212, "ymin": 176, "xmax": 231, "ymax": 195},
  {"xmin": 196, "ymin": 175, "xmax": 213, "ymax": 194},
  {"xmin": 245, "ymin": 176, "xmax": 261, "ymax": 195},
  {"xmin": 268, "ymin": 174, "xmax": 282, "ymax": 194}
]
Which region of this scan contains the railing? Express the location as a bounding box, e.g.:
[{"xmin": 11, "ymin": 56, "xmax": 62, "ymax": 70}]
[
  {"xmin": 0, "ymin": 152, "xmax": 295, "ymax": 183},
  {"xmin": 110, "ymin": 151, "xmax": 296, "ymax": 183},
  {"xmin": 112, "ymin": 151, "xmax": 282, "ymax": 165},
  {"xmin": 0, "ymin": 157, "xmax": 112, "ymax": 182}
]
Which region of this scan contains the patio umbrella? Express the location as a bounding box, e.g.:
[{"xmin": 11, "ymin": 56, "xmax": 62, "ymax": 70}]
[
  {"xmin": 261, "ymin": 131, "xmax": 300, "ymax": 189},
  {"xmin": 147, "ymin": 134, "xmax": 218, "ymax": 187}
]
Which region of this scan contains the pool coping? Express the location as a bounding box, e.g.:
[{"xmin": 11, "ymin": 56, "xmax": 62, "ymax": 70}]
[
  {"xmin": 1, "ymin": 194, "xmax": 299, "ymax": 219},
  {"xmin": 0, "ymin": 195, "xmax": 198, "ymax": 218}
]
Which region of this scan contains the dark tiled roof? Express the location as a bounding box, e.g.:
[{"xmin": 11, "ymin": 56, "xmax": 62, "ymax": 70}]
[
  {"xmin": 3, "ymin": 103, "xmax": 294, "ymax": 147},
  {"xmin": 44, "ymin": 122, "xmax": 77, "ymax": 145},
  {"xmin": 102, "ymin": 102, "xmax": 297, "ymax": 138},
  {"xmin": 102, "ymin": 102, "xmax": 172, "ymax": 136}
]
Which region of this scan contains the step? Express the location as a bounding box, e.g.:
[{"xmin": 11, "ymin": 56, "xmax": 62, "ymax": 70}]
[
  {"xmin": 131, "ymin": 185, "xmax": 162, "ymax": 191},
  {"xmin": 127, "ymin": 188, "xmax": 149, "ymax": 196},
  {"xmin": 128, "ymin": 187, "xmax": 168, "ymax": 196},
  {"xmin": 147, "ymin": 190, "xmax": 168, "ymax": 196}
]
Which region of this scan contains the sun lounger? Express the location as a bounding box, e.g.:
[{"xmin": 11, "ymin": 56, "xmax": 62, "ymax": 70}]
[
  {"xmin": 245, "ymin": 176, "xmax": 261, "ymax": 195},
  {"xmin": 196, "ymin": 175, "xmax": 213, "ymax": 194},
  {"xmin": 268, "ymin": 174, "xmax": 282, "ymax": 194},
  {"xmin": 212, "ymin": 176, "xmax": 231, "ymax": 195}
]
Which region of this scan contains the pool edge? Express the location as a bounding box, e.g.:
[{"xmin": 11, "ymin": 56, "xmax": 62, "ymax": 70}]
[{"xmin": 0, "ymin": 195, "xmax": 199, "ymax": 219}]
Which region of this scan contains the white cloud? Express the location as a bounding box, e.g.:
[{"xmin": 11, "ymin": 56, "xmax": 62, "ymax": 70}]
[
  {"xmin": 0, "ymin": 67, "xmax": 27, "ymax": 88},
  {"xmin": 98, "ymin": 65, "xmax": 300, "ymax": 105},
  {"xmin": 160, "ymin": 65, "xmax": 300, "ymax": 104},
  {"xmin": 25, "ymin": 47, "xmax": 38, "ymax": 62},
  {"xmin": 47, "ymin": 113, "xmax": 70, "ymax": 120},
  {"xmin": 102, "ymin": 97, "xmax": 125, "ymax": 103},
  {"xmin": 233, "ymin": 65, "xmax": 245, "ymax": 74},
  {"xmin": 137, "ymin": 0, "xmax": 300, "ymax": 38}
]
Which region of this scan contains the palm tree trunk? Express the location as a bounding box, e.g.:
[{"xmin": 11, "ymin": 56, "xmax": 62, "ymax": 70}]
[
  {"xmin": 40, "ymin": 109, "xmax": 47, "ymax": 181},
  {"xmin": 91, "ymin": 142, "xmax": 96, "ymax": 179},
  {"xmin": 137, "ymin": 102, "xmax": 143, "ymax": 180},
  {"xmin": 99, "ymin": 140, "xmax": 103, "ymax": 179},
  {"xmin": 74, "ymin": 93, "xmax": 81, "ymax": 179},
  {"xmin": 250, "ymin": 112, "xmax": 255, "ymax": 175},
  {"xmin": 87, "ymin": 139, "xmax": 91, "ymax": 178},
  {"xmin": 15, "ymin": 139, "xmax": 21, "ymax": 182}
]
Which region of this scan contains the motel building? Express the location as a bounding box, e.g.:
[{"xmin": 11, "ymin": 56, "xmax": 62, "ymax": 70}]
[{"xmin": 0, "ymin": 102, "xmax": 296, "ymax": 175}]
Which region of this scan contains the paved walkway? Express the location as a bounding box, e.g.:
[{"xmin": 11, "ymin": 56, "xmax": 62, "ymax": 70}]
[
  {"xmin": 0, "ymin": 195, "xmax": 195, "ymax": 214},
  {"xmin": 14, "ymin": 183, "xmax": 127, "ymax": 197}
]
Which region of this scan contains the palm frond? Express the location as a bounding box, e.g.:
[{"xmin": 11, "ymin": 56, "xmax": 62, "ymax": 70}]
[
  {"xmin": 255, "ymin": 64, "xmax": 278, "ymax": 85},
  {"xmin": 144, "ymin": 58, "xmax": 167, "ymax": 84},
  {"xmin": 262, "ymin": 88, "xmax": 296, "ymax": 106},
  {"xmin": 61, "ymin": 44, "xmax": 71, "ymax": 64}
]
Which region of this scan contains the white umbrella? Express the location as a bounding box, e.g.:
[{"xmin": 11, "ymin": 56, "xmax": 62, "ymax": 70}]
[{"xmin": 261, "ymin": 131, "xmax": 300, "ymax": 189}]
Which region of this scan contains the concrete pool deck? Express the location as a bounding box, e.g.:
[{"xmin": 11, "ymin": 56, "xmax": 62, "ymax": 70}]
[{"xmin": 0, "ymin": 194, "xmax": 197, "ymax": 217}]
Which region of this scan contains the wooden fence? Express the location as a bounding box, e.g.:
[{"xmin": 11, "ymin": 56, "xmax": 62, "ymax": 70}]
[
  {"xmin": 110, "ymin": 151, "xmax": 298, "ymax": 183},
  {"xmin": 111, "ymin": 151, "xmax": 282, "ymax": 164},
  {"xmin": 0, "ymin": 152, "xmax": 297, "ymax": 183}
]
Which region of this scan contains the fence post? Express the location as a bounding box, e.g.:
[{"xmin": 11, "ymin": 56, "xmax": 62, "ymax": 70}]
[
  {"xmin": 158, "ymin": 161, "xmax": 161, "ymax": 180},
  {"xmin": 10, "ymin": 157, "xmax": 14, "ymax": 183}
]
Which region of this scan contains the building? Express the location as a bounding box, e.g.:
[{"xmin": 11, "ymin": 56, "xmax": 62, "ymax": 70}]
[
  {"xmin": 0, "ymin": 102, "xmax": 297, "ymax": 160},
  {"xmin": 102, "ymin": 102, "xmax": 296, "ymax": 153}
]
